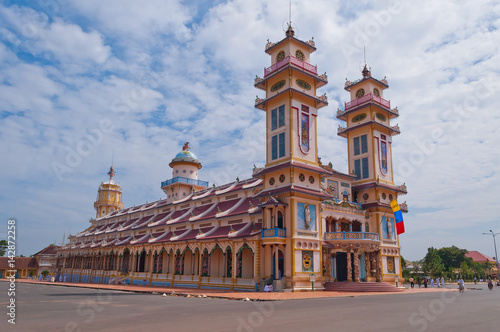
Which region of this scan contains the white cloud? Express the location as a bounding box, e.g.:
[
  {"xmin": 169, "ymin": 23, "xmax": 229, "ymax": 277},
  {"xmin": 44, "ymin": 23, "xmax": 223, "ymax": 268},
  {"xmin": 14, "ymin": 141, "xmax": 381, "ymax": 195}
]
[{"xmin": 0, "ymin": 0, "xmax": 499, "ymax": 261}]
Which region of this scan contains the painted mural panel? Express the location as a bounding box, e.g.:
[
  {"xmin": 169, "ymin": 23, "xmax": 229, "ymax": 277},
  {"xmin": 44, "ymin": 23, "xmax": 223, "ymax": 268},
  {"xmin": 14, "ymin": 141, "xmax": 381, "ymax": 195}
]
[
  {"xmin": 387, "ymin": 256, "xmax": 396, "ymax": 274},
  {"xmin": 297, "ymin": 203, "xmax": 316, "ymax": 231},
  {"xmin": 380, "ymin": 140, "xmax": 388, "ymax": 174},
  {"xmin": 382, "ymin": 216, "xmax": 395, "ymax": 239},
  {"xmin": 326, "ymin": 180, "xmax": 338, "ymax": 199},
  {"xmin": 302, "ymin": 250, "xmax": 313, "ymax": 272},
  {"xmin": 300, "ymin": 112, "xmax": 309, "ymax": 153}
]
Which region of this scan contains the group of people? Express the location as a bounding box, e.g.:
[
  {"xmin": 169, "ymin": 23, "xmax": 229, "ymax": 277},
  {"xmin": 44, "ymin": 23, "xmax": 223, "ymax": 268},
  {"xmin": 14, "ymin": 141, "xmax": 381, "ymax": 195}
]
[{"xmin": 409, "ymin": 276, "xmax": 446, "ymax": 288}]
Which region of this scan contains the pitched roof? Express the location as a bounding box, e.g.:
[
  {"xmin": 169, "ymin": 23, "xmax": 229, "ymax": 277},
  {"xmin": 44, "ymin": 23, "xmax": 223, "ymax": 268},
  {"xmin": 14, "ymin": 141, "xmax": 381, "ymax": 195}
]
[
  {"xmin": 33, "ymin": 245, "xmax": 60, "ymax": 256},
  {"xmin": 466, "ymin": 251, "xmax": 495, "ymax": 262},
  {"xmin": 0, "ymin": 257, "xmax": 38, "ymax": 269}
]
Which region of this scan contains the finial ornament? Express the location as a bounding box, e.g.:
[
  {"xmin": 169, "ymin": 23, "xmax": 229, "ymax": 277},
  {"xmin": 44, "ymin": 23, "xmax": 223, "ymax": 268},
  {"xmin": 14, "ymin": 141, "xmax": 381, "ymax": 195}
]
[
  {"xmin": 108, "ymin": 166, "xmax": 115, "ymax": 181},
  {"xmin": 182, "ymin": 142, "xmax": 190, "ymax": 151}
]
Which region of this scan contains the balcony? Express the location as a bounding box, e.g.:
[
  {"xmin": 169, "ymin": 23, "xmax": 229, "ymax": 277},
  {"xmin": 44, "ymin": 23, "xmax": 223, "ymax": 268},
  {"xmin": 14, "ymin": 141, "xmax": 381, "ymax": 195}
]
[
  {"xmin": 344, "ymin": 92, "xmax": 390, "ymax": 112},
  {"xmin": 324, "ymin": 231, "xmax": 379, "ymax": 241},
  {"xmin": 264, "ymin": 55, "xmax": 317, "ymax": 77},
  {"xmin": 261, "ymin": 228, "xmax": 286, "ymax": 238},
  {"xmin": 161, "ymin": 177, "xmax": 209, "ymax": 188}
]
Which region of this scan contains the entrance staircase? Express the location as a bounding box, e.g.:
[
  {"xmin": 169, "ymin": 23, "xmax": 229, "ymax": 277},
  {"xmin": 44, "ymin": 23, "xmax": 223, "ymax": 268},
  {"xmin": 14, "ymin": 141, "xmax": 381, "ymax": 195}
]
[{"xmin": 324, "ymin": 281, "xmax": 403, "ymax": 292}]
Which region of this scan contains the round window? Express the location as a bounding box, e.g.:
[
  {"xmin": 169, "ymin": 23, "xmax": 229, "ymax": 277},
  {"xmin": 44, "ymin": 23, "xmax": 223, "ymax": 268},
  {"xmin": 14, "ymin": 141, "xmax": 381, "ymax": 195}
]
[
  {"xmin": 279, "ymin": 174, "xmax": 286, "ymax": 183},
  {"xmin": 269, "ymin": 178, "xmax": 275, "ymax": 185},
  {"xmin": 299, "ymin": 173, "xmax": 305, "ymax": 182},
  {"xmin": 308, "ymin": 176, "xmax": 315, "ymax": 184}
]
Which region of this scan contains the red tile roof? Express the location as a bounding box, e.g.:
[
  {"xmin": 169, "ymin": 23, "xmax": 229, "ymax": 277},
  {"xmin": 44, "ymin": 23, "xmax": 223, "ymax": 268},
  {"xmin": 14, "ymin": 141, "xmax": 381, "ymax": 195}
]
[
  {"xmin": 0, "ymin": 257, "xmax": 38, "ymax": 269},
  {"xmin": 33, "ymin": 245, "xmax": 60, "ymax": 256},
  {"xmin": 466, "ymin": 251, "xmax": 495, "ymax": 262}
]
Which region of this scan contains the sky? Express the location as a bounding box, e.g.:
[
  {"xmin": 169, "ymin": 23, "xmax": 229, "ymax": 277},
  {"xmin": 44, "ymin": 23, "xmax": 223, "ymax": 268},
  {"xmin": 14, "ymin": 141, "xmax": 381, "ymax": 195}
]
[{"xmin": 0, "ymin": 0, "xmax": 499, "ymax": 261}]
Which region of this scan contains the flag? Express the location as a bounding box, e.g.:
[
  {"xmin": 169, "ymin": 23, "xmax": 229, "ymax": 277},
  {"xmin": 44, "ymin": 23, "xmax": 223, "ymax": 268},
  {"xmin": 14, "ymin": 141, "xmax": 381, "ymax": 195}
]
[{"xmin": 390, "ymin": 200, "xmax": 405, "ymax": 235}]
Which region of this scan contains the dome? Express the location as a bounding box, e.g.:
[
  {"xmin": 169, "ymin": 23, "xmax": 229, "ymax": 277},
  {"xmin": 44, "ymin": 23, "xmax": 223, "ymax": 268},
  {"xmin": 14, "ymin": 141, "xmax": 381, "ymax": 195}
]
[
  {"xmin": 169, "ymin": 149, "xmax": 202, "ymax": 169},
  {"xmin": 174, "ymin": 150, "xmax": 199, "ymax": 160}
]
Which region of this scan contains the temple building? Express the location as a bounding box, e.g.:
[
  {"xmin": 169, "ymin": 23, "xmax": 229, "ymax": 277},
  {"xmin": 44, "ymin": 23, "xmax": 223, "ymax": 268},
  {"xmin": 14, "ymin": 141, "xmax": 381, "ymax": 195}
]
[{"xmin": 59, "ymin": 26, "xmax": 408, "ymax": 291}]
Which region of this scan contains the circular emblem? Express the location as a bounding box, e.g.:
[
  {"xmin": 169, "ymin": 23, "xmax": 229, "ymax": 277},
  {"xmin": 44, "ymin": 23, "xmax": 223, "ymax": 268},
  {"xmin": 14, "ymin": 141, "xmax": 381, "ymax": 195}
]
[
  {"xmin": 363, "ymin": 193, "xmax": 369, "ymax": 200},
  {"xmin": 355, "ymin": 88, "xmax": 365, "ymax": 98},
  {"xmin": 276, "ymin": 50, "xmax": 285, "ymax": 62},
  {"xmin": 279, "ymin": 174, "xmax": 286, "ymax": 183},
  {"xmin": 299, "ymin": 173, "xmax": 305, "ymax": 182},
  {"xmin": 373, "ymin": 88, "xmax": 380, "ymax": 97},
  {"xmin": 295, "ymin": 50, "xmax": 305, "ymax": 60},
  {"xmin": 269, "ymin": 178, "xmax": 275, "ymax": 185},
  {"xmin": 308, "ymin": 176, "xmax": 315, "ymax": 184}
]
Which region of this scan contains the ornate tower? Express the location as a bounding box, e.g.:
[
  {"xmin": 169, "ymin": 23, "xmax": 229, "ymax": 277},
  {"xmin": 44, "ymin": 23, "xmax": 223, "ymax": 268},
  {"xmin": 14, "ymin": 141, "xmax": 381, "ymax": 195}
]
[
  {"xmin": 161, "ymin": 142, "xmax": 209, "ymax": 204},
  {"xmin": 254, "ymin": 26, "xmax": 332, "ymax": 290},
  {"xmin": 94, "ymin": 166, "xmax": 124, "ymax": 218},
  {"xmin": 338, "ymin": 65, "xmax": 408, "ymax": 282}
]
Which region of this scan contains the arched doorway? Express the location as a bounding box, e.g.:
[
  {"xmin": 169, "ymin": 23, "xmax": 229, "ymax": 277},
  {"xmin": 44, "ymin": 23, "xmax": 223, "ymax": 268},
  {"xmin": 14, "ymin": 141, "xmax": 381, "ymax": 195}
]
[
  {"xmin": 210, "ymin": 247, "xmax": 224, "ymax": 277},
  {"xmin": 138, "ymin": 250, "xmax": 146, "ymax": 272},
  {"xmin": 122, "ymin": 249, "xmax": 130, "ymax": 274},
  {"xmin": 272, "ymin": 249, "xmax": 284, "ymax": 280},
  {"xmin": 240, "ymin": 247, "xmax": 254, "ymax": 279},
  {"xmin": 183, "ymin": 249, "xmax": 193, "ymax": 275}
]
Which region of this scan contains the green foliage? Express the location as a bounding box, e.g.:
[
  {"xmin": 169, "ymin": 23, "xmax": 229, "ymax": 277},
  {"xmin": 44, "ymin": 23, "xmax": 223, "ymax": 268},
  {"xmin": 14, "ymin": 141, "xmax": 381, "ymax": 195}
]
[
  {"xmin": 401, "ymin": 256, "xmax": 407, "ymax": 269},
  {"xmin": 0, "ymin": 240, "xmax": 7, "ymax": 256},
  {"xmin": 436, "ymin": 246, "xmax": 472, "ymax": 270},
  {"xmin": 422, "ymin": 247, "xmax": 445, "ymax": 277}
]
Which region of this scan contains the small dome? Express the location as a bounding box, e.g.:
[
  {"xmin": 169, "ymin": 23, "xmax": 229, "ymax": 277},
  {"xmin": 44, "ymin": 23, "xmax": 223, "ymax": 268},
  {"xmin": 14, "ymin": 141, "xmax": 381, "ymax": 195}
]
[
  {"xmin": 169, "ymin": 149, "xmax": 202, "ymax": 169},
  {"xmin": 174, "ymin": 150, "xmax": 199, "ymax": 160}
]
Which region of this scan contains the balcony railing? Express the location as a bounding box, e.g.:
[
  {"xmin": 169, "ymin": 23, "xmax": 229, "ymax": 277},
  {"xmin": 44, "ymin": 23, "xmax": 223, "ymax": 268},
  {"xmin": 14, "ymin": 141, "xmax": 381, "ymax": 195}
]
[
  {"xmin": 161, "ymin": 177, "xmax": 209, "ymax": 188},
  {"xmin": 261, "ymin": 228, "xmax": 286, "ymax": 238},
  {"xmin": 264, "ymin": 55, "xmax": 317, "ymax": 77},
  {"xmin": 324, "ymin": 231, "xmax": 379, "ymax": 241},
  {"xmin": 344, "ymin": 92, "xmax": 390, "ymax": 111}
]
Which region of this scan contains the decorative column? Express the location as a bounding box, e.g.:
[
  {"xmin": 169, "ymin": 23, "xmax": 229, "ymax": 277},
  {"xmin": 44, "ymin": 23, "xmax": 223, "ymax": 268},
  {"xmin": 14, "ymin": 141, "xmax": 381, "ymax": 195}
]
[
  {"xmin": 353, "ymin": 251, "xmax": 360, "ymax": 282},
  {"xmin": 365, "ymin": 253, "xmax": 370, "ymax": 279},
  {"xmin": 274, "ymin": 245, "xmax": 279, "ymax": 280},
  {"xmin": 346, "ymin": 250, "xmax": 352, "ymax": 282},
  {"xmin": 375, "ymin": 251, "xmax": 382, "ymax": 282}
]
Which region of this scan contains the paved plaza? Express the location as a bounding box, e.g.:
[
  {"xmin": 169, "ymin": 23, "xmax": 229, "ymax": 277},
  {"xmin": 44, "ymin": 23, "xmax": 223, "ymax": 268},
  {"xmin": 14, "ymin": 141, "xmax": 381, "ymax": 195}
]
[{"xmin": 1, "ymin": 280, "xmax": 499, "ymax": 331}]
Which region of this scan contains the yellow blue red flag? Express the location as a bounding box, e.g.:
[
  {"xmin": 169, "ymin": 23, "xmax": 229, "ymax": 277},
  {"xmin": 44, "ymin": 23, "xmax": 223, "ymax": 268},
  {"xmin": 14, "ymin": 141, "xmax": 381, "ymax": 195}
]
[{"xmin": 390, "ymin": 200, "xmax": 405, "ymax": 235}]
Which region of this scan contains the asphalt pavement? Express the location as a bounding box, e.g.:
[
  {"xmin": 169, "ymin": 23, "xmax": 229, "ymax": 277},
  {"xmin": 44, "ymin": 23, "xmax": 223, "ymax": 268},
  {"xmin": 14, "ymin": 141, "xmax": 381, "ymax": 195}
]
[{"xmin": 1, "ymin": 281, "xmax": 498, "ymax": 332}]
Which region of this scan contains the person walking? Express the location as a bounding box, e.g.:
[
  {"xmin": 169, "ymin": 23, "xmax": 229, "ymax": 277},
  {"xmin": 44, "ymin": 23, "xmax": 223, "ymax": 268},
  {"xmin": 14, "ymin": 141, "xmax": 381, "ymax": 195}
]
[
  {"xmin": 441, "ymin": 276, "xmax": 445, "ymax": 287},
  {"xmin": 430, "ymin": 278, "xmax": 434, "ymax": 288},
  {"xmin": 423, "ymin": 278, "xmax": 428, "ymax": 288},
  {"xmin": 417, "ymin": 277, "xmax": 422, "ymax": 288},
  {"xmin": 409, "ymin": 277, "xmax": 414, "ymax": 288}
]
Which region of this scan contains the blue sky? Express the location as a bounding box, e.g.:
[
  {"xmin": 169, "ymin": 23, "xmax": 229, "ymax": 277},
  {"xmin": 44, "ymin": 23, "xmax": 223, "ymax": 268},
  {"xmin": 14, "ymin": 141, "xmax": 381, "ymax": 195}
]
[{"xmin": 0, "ymin": 0, "xmax": 499, "ymax": 261}]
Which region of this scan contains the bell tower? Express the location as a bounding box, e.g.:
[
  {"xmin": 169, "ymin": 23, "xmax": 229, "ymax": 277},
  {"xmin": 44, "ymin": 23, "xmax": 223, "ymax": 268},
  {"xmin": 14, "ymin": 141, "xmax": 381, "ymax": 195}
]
[
  {"xmin": 254, "ymin": 25, "xmax": 332, "ymax": 291},
  {"xmin": 94, "ymin": 166, "xmax": 124, "ymax": 218},
  {"xmin": 338, "ymin": 65, "xmax": 408, "ymax": 283}
]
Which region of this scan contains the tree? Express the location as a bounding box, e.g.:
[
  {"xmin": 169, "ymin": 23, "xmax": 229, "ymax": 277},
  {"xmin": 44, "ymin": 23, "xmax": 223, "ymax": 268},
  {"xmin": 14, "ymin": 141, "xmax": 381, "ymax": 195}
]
[
  {"xmin": 422, "ymin": 247, "xmax": 445, "ymax": 277},
  {"xmin": 459, "ymin": 261, "xmax": 471, "ymax": 279},
  {"xmin": 0, "ymin": 240, "xmax": 7, "ymax": 256},
  {"xmin": 436, "ymin": 246, "xmax": 471, "ymax": 270}
]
